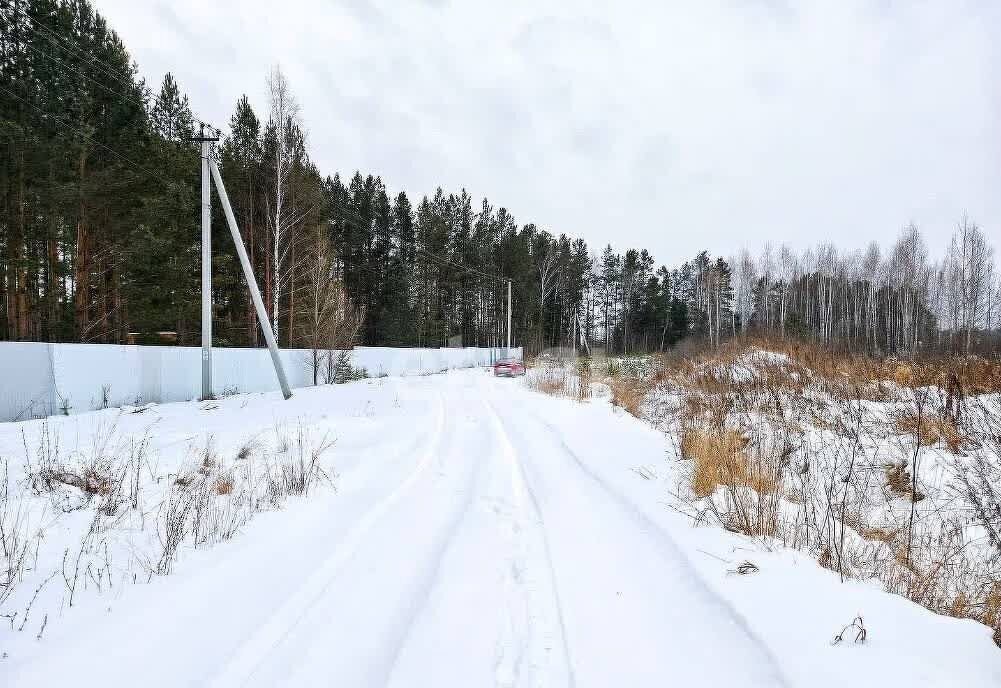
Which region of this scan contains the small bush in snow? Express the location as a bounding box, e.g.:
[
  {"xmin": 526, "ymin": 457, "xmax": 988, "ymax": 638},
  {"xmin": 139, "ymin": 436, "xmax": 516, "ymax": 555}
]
[{"xmin": 331, "ymin": 351, "xmax": 368, "ymax": 384}]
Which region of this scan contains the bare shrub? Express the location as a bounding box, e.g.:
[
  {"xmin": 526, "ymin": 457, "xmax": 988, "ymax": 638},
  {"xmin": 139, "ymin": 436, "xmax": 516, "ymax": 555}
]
[
  {"xmin": 1, "ymin": 459, "xmax": 37, "ymax": 613},
  {"xmin": 157, "ymin": 481, "xmax": 196, "ymax": 575},
  {"xmin": 884, "ymin": 460, "xmax": 924, "ymax": 502},
  {"xmin": 951, "ymin": 396, "xmax": 1001, "ymax": 549}
]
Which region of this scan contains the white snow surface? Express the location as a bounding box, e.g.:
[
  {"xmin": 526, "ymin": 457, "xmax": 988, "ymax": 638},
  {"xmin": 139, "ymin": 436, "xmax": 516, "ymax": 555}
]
[{"xmin": 2, "ymin": 369, "xmax": 999, "ymax": 687}]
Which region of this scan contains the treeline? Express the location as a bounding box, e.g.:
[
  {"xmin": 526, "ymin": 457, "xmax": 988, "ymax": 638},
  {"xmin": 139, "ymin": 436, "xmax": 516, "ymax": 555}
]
[
  {"xmin": 2, "ymin": 0, "xmax": 998, "ymax": 358},
  {"xmin": 601, "ymin": 221, "xmax": 998, "ymax": 356}
]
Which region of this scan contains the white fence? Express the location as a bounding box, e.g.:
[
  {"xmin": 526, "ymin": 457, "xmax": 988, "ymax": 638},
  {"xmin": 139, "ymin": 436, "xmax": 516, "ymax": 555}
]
[{"xmin": 0, "ymin": 342, "xmax": 521, "ymax": 422}]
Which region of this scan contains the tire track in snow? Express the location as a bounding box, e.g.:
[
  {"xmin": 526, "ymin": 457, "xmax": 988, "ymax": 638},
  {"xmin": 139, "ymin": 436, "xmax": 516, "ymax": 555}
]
[
  {"xmin": 532, "ymin": 414, "xmax": 791, "ymax": 686},
  {"xmin": 206, "ymin": 390, "xmax": 449, "ymax": 688},
  {"xmin": 374, "ymin": 396, "xmax": 491, "ymax": 687},
  {"xmin": 484, "ymin": 398, "xmax": 577, "ymax": 688},
  {"xmin": 498, "ymin": 392, "xmax": 790, "ymax": 687}
]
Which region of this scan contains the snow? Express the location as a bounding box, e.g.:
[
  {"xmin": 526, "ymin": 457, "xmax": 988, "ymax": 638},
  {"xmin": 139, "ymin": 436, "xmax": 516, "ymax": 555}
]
[{"xmin": 1, "ymin": 369, "xmax": 999, "ymax": 687}]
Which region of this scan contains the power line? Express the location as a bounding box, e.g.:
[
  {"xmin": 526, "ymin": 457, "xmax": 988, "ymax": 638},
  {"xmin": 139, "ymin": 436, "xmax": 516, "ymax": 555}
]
[
  {"xmin": 327, "ymin": 200, "xmax": 509, "ymax": 284},
  {"xmin": 1, "ymin": 0, "xmax": 138, "ymax": 87},
  {"xmin": 20, "ymin": 40, "xmax": 152, "ymax": 116},
  {"xmin": 0, "ymin": 81, "xmax": 183, "ymax": 191},
  {"xmin": 2, "ymin": 0, "xmax": 216, "ymax": 130}
]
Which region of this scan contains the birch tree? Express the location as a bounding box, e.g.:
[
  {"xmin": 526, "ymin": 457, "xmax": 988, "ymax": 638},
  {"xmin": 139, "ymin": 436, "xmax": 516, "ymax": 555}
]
[
  {"xmin": 266, "ymin": 65, "xmax": 304, "ymax": 343},
  {"xmin": 535, "ymin": 234, "xmax": 560, "ymax": 352}
]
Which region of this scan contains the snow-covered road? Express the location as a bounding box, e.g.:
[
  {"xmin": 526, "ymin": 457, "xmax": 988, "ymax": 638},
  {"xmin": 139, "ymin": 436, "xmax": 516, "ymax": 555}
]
[
  {"xmin": 207, "ymin": 378, "xmax": 783, "ymax": 687},
  {"xmin": 5, "ymin": 369, "xmax": 1000, "ymax": 687}
]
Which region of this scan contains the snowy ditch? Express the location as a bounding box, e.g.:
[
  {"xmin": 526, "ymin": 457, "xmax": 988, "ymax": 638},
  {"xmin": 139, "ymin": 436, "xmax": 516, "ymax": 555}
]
[{"xmin": 527, "ymin": 348, "xmax": 1001, "ymax": 646}]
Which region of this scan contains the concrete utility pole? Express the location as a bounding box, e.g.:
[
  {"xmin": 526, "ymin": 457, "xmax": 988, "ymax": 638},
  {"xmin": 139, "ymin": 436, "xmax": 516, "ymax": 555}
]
[
  {"xmin": 210, "ymin": 159, "xmax": 292, "ymax": 400},
  {"xmin": 507, "ymin": 279, "xmax": 512, "ymax": 358},
  {"xmin": 193, "ymin": 125, "xmax": 220, "ymax": 400}
]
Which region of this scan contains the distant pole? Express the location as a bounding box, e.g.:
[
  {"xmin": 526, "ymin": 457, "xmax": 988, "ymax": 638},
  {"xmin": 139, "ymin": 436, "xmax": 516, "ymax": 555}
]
[
  {"xmin": 209, "ymin": 159, "xmax": 293, "ymax": 400},
  {"xmin": 506, "ymin": 279, "xmax": 512, "ymax": 358},
  {"xmin": 196, "ymin": 125, "xmax": 218, "ymax": 400}
]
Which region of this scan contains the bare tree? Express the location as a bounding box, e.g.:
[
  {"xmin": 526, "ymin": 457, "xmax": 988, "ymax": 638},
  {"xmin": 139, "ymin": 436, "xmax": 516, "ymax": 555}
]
[
  {"xmin": 297, "ymin": 227, "xmax": 364, "ymax": 384},
  {"xmin": 733, "ymin": 248, "xmax": 756, "ymax": 336},
  {"xmin": 535, "ymin": 237, "xmax": 560, "ymax": 352},
  {"xmin": 266, "ymin": 65, "xmax": 305, "ymax": 343},
  {"xmin": 949, "ymin": 217, "xmax": 994, "ymax": 353},
  {"xmin": 777, "ymin": 243, "xmax": 795, "ymax": 339}
]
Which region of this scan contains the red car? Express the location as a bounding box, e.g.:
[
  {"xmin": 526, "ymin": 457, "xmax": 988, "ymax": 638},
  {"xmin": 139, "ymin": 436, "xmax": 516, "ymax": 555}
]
[{"xmin": 493, "ymin": 358, "xmax": 525, "ymax": 377}]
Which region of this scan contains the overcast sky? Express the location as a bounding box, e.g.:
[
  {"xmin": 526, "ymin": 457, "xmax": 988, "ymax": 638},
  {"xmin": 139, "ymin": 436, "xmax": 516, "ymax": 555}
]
[{"xmin": 95, "ymin": 0, "xmax": 999, "ymax": 266}]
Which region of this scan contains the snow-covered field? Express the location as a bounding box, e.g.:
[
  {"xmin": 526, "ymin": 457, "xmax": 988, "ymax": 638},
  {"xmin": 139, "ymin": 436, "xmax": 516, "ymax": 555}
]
[{"xmin": 2, "ymin": 368, "xmax": 999, "ymax": 686}]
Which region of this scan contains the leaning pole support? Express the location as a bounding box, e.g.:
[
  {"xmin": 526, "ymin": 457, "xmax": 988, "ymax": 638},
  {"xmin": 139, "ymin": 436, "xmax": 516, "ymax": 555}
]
[{"xmin": 209, "ymin": 159, "xmax": 293, "ymax": 400}]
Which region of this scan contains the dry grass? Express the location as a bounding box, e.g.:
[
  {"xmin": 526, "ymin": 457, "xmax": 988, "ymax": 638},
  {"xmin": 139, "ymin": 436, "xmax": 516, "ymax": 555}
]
[
  {"xmin": 680, "ymin": 426, "xmax": 778, "ymax": 498},
  {"xmin": 681, "ymin": 426, "xmax": 744, "ymax": 498},
  {"xmin": 656, "ymin": 336, "xmax": 1001, "ymax": 642},
  {"xmin": 524, "ymin": 357, "xmax": 593, "ymax": 402},
  {"xmin": 983, "ymin": 584, "xmax": 1001, "ymax": 629},
  {"xmin": 723, "ymin": 335, "xmax": 1001, "ymax": 398},
  {"xmin": 38, "ymin": 468, "xmax": 112, "ymax": 496},
  {"xmin": 893, "ymin": 412, "xmax": 966, "ymax": 452},
  {"xmin": 535, "ymin": 377, "xmax": 564, "ymax": 396},
  {"xmin": 213, "ymin": 476, "xmax": 234, "ymax": 496},
  {"xmin": 949, "ymin": 592, "xmax": 970, "ymax": 618},
  {"xmin": 884, "ymin": 460, "xmax": 925, "ymax": 502},
  {"xmin": 610, "ymin": 378, "xmax": 650, "ymax": 417},
  {"xmin": 861, "ymin": 526, "xmax": 899, "ymax": 544}
]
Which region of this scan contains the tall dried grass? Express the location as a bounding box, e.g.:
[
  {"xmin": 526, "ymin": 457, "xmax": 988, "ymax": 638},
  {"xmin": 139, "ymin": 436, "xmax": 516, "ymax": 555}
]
[
  {"xmin": 525, "ymin": 357, "xmax": 593, "ymax": 402},
  {"xmin": 893, "ymin": 412, "xmax": 966, "ymax": 452},
  {"xmin": 659, "ymin": 337, "xmax": 1001, "ymax": 641},
  {"xmin": 609, "ymin": 378, "xmax": 650, "ymax": 417}
]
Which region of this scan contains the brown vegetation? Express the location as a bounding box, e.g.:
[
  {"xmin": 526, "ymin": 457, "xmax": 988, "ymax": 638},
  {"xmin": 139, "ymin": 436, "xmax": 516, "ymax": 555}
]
[
  {"xmin": 524, "ymin": 357, "xmax": 593, "ymax": 402},
  {"xmin": 610, "ymin": 378, "xmax": 650, "ymax": 417},
  {"xmin": 893, "ymin": 412, "xmax": 965, "ymax": 452},
  {"xmin": 214, "ymin": 476, "xmax": 234, "ymax": 496},
  {"xmin": 38, "ymin": 468, "xmax": 112, "ymax": 496},
  {"xmin": 656, "ymin": 337, "xmax": 1001, "ymax": 641},
  {"xmin": 884, "ymin": 460, "xmax": 925, "ymax": 502},
  {"xmin": 682, "ymin": 427, "xmax": 750, "ymax": 498}
]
